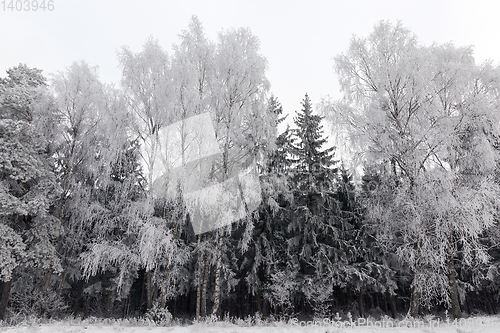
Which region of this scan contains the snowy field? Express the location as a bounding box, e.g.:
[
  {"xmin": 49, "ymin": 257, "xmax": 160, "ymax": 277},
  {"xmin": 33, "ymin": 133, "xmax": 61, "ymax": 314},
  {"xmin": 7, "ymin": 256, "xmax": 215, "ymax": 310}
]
[{"xmin": 1, "ymin": 316, "xmax": 499, "ymax": 333}]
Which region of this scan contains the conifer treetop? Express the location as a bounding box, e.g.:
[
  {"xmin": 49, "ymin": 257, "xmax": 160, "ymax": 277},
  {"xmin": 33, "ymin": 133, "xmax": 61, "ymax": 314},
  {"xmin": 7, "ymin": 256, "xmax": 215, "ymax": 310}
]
[{"xmin": 291, "ymin": 93, "xmax": 337, "ymax": 189}]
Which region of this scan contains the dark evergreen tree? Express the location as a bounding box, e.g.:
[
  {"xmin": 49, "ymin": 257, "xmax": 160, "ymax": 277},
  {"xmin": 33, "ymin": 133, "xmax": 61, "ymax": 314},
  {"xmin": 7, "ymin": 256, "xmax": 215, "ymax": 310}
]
[
  {"xmin": 290, "ymin": 94, "xmax": 337, "ymax": 191},
  {"xmin": 237, "ymin": 96, "xmax": 296, "ymax": 316},
  {"xmin": 277, "ymin": 94, "xmax": 342, "ymax": 316},
  {"xmin": 266, "ymin": 96, "xmax": 294, "ymax": 175},
  {"xmin": 338, "ymin": 166, "xmax": 397, "ymax": 318}
]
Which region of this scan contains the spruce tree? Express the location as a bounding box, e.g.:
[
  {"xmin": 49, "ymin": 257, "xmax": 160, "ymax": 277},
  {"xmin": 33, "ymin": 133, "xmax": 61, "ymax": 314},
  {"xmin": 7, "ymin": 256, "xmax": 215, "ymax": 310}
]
[
  {"xmin": 266, "ymin": 96, "xmax": 294, "ymax": 175},
  {"xmin": 255, "ymin": 96, "xmax": 296, "ymax": 315},
  {"xmin": 284, "ymin": 94, "xmax": 341, "ymax": 316},
  {"xmin": 291, "ymin": 94, "xmax": 337, "ymax": 191}
]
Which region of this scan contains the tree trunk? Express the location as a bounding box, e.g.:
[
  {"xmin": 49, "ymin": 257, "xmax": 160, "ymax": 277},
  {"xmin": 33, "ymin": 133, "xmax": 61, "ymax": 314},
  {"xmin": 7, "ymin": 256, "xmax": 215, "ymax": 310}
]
[
  {"xmin": 465, "ymin": 292, "xmax": 471, "ymax": 315},
  {"xmin": 262, "ymin": 296, "xmax": 268, "ymax": 316},
  {"xmin": 409, "ymin": 279, "xmax": 420, "ymax": 318},
  {"xmin": 140, "ymin": 271, "xmax": 146, "ymax": 311},
  {"xmin": 0, "ymin": 279, "xmax": 12, "ymax": 321},
  {"xmin": 201, "ymin": 254, "xmax": 209, "ymax": 317},
  {"xmin": 381, "ymin": 293, "xmax": 387, "ymax": 314},
  {"xmin": 211, "ymin": 230, "xmax": 224, "ymax": 317},
  {"xmin": 145, "ymin": 270, "xmax": 153, "ymax": 311},
  {"xmin": 196, "ymin": 235, "xmax": 203, "ymax": 319},
  {"xmin": 122, "ymin": 295, "xmax": 130, "ymax": 318},
  {"xmin": 369, "ymin": 293, "xmax": 375, "ymax": 310},
  {"xmin": 83, "ymin": 295, "xmax": 90, "ymax": 319},
  {"xmin": 105, "ymin": 289, "xmax": 113, "ymax": 318},
  {"xmin": 256, "ymin": 289, "xmax": 262, "ymax": 314},
  {"xmin": 73, "ymin": 279, "xmax": 83, "ymax": 316},
  {"xmin": 389, "ymin": 294, "xmax": 397, "ymax": 318},
  {"xmin": 160, "ymin": 279, "xmax": 168, "ymax": 309},
  {"xmin": 448, "ymin": 255, "xmax": 461, "ymax": 318},
  {"xmin": 358, "ymin": 288, "xmax": 365, "ymax": 318}
]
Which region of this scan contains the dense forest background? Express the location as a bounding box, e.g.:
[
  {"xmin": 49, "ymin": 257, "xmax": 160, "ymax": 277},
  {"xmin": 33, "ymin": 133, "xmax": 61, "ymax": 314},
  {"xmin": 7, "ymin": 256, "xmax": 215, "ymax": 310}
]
[{"xmin": 2, "ymin": 17, "xmax": 500, "ymax": 323}]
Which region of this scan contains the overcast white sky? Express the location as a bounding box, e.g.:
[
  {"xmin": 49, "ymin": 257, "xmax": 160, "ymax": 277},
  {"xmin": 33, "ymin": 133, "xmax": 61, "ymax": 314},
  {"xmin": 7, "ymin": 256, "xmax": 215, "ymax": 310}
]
[{"xmin": 1, "ymin": 0, "xmax": 500, "ymax": 117}]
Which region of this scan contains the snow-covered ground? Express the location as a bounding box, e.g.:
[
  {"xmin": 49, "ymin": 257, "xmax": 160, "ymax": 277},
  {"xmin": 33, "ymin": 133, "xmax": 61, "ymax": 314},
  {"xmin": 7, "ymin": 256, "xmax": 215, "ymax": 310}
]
[{"xmin": 1, "ymin": 316, "xmax": 499, "ymax": 333}]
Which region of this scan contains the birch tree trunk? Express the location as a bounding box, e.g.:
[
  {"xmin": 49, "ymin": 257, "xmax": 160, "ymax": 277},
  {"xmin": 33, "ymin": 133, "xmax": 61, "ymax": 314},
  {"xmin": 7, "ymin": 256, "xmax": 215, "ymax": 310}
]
[
  {"xmin": 160, "ymin": 280, "xmax": 168, "ymax": 309},
  {"xmin": 211, "ymin": 230, "xmax": 224, "ymax": 317},
  {"xmin": 201, "ymin": 253, "xmax": 209, "ymax": 317},
  {"xmin": 409, "ymin": 277, "xmax": 420, "ymax": 317},
  {"xmin": 196, "ymin": 234, "xmax": 203, "ymax": 319}
]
